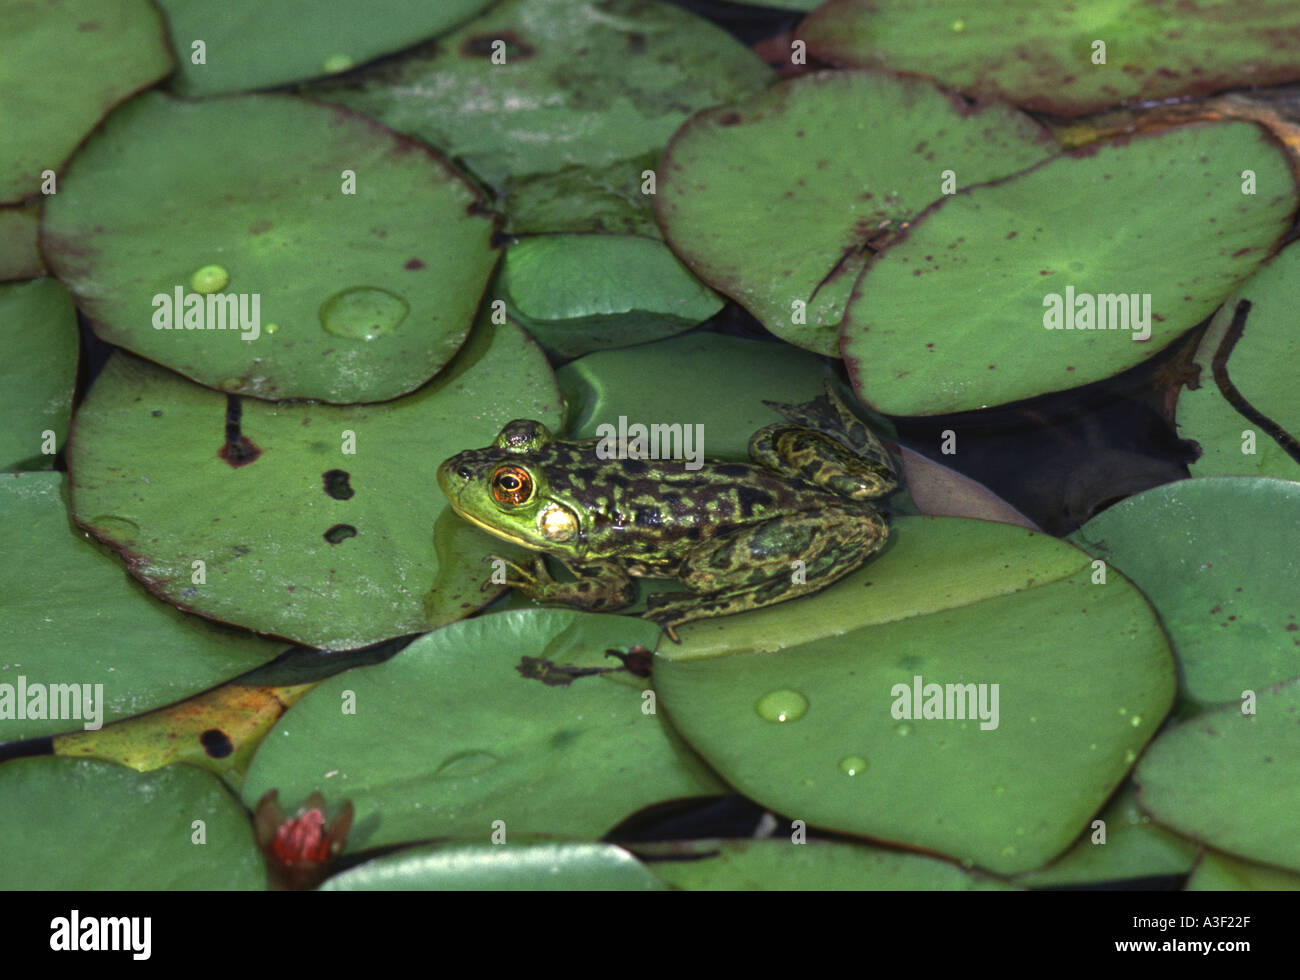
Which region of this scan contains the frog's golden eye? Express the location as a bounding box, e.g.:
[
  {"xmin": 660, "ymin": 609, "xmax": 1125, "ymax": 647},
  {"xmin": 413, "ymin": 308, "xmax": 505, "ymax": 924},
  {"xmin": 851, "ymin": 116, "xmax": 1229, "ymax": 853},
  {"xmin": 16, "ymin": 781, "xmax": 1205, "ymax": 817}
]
[{"xmin": 490, "ymin": 465, "xmax": 534, "ymax": 507}]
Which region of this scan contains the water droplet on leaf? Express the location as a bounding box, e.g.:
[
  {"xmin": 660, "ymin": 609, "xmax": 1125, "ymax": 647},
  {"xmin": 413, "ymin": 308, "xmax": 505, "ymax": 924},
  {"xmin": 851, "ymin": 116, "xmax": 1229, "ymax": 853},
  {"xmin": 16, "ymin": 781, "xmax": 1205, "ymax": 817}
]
[
  {"xmin": 191, "ymin": 264, "xmax": 229, "ymax": 294},
  {"xmin": 89, "ymin": 515, "xmax": 139, "ymax": 543},
  {"xmin": 755, "ymin": 689, "xmax": 808, "ymax": 723},
  {"xmin": 320, "ymin": 286, "xmax": 409, "ymax": 340},
  {"xmin": 839, "ymin": 756, "xmax": 867, "ymax": 776}
]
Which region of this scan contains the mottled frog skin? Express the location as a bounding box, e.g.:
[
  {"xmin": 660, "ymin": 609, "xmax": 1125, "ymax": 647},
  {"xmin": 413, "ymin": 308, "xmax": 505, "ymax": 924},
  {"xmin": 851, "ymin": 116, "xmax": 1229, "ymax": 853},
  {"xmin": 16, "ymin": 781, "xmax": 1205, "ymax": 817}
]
[{"xmin": 437, "ymin": 383, "xmax": 897, "ymax": 640}]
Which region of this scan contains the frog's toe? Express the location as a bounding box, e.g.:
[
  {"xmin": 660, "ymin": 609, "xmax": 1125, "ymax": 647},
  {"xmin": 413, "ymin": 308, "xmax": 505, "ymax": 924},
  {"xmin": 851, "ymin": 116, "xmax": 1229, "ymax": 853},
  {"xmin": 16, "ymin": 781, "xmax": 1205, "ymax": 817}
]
[{"xmin": 641, "ymin": 609, "xmax": 683, "ymax": 644}]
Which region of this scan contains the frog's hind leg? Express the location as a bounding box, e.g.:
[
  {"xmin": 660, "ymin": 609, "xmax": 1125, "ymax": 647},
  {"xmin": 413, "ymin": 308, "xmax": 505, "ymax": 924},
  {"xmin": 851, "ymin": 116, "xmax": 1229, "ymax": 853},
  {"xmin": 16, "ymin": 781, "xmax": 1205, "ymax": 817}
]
[
  {"xmin": 750, "ymin": 384, "xmax": 896, "ymax": 501},
  {"xmin": 643, "ymin": 505, "xmax": 888, "ymax": 639}
]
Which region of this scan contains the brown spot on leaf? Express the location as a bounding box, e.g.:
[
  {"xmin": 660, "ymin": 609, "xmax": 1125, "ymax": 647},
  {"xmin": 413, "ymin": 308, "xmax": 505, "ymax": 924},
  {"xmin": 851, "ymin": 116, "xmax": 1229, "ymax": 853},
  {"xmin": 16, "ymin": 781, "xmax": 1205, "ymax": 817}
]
[
  {"xmin": 200, "ymin": 729, "xmax": 233, "ymax": 758},
  {"xmin": 404, "ymin": 258, "xmax": 425, "ymax": 270},
  {"xmin": 219, "ymin": 396, "xmax": 260, "ymax": 467},
  {"xmin": 324, "ymin": 524, "xmax": 357, "ymax": 544},
  {"xmin": 322, "ymin": 469, "xmax": 354, "ymax": 500}
]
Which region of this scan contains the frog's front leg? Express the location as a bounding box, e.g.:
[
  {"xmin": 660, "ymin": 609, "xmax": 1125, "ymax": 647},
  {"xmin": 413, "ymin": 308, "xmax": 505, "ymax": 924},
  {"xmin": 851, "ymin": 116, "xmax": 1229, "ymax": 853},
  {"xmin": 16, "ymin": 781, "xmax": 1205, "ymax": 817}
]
[
  {"xmin": 486, "ymin": 554, "xmax": 636, "ymax": 612},
  {"xmin": 643, "ymin": 505, "xmax": 888, "ymax": 639}
]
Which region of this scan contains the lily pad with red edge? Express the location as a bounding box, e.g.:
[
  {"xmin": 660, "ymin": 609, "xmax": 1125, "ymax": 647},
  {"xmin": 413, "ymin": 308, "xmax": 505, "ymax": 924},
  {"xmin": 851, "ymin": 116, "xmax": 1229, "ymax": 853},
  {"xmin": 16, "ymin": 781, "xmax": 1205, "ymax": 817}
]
[
  {"xmin": 655, "ymin": 70, "xmax": 1057, "ymax": 355},
  {"xmin": 154, "ymin": 0, "xmax": 496, "ymax": 98},
  {"xmin": 800, "ymin": 0, "xmax": 1300, "ymax": 117},
  {"xmin": 0, "ymin": 472, "xmax": 284, "ymax": 743},
  {"xmin": 654, "ymin": 516, "xmax": 1177, "ymax": 875},
  {"xmin": 0, "ymin": 279, "xmax": 78, "ymax": 472},
  {"xmin": 1136, "ymin": 678, "xmax": 1300, "ymax": 874},
  {"xmin": 0, "ymin": 0, "xmax": 172, "ymax": 204},
  {"xmin": 66, "ymin": 317, "xmax": 562, "ymax": 651},
  {"xmin": 0, "ymin": 757, "xmax": 264, "ymax": 889},
  {"xmin": 840, "ymin": 121, "xmax": 1297, "ymax": 417},
  {"xmin": 1178, "ymin": 240, "xmax": 1300, "ymax": 482},
  {"xmin": 241, "ymin": 609, "xmax": 727, "ymax": 853},
  {"xmin": 306, "ymin": 0, "xmax": 772, "ymax": 238},
  {"xmin": 41, "ymin": 91, "xmax": 498, "ymax": 404}
]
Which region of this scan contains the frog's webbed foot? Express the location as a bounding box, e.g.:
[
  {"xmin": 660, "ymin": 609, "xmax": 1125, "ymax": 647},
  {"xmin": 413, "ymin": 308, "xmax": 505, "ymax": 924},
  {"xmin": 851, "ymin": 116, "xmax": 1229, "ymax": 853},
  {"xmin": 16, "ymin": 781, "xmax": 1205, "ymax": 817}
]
[
  {"xmin": 481, "ymin": 553, "xmax": 554, "ymax": 597},
  {"xmin": 644, "ymin": 608, "xmax": 686, "ymax": 644}
]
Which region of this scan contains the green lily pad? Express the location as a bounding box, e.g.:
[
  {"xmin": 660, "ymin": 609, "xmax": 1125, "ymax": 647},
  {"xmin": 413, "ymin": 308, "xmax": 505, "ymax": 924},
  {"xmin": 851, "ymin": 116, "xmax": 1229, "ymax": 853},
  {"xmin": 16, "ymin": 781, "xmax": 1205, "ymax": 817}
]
[
  {"xmin": 0, "ymin": 279, "xmax": 77, "ymax": 471},
  {"xmin": 655, "ymin": 516, "xmax": 1176, "ymax": 875},
  {"xmin": 155, "ymin": 0, "xmax": 495, "ymax": 97},
  {"xmin": 1069, "ymin": 476, "xmax": 1300, "ymax": 709},
  {"xmin": 1, "ymin": 473, "xmax": 283, "ymax": 742},
  {"xmin": 241, "ymin": 609, "xmax": 726, "ymax": 852},
  {"xmin": 41, "ymin": 91, "xmax": 498, "ymax": 403},
  {"xmin": 841, "ymin": 121, "xmax": 1297, "ymax": 416},
  {"xmin": 66, "ymin": 317, "xmax": 562, "ymax": 650},
  {"xmin": 1015, "ymin": 782, "xmax": 1198, "ymax": 887},
  {"xmin": 1186, "ymin": 850, "xmax": 1300, "ymax": 890},
  {"xmin": 322, "ymin": 840, "xmax": 664, "ymax": 890},
  {"xmin": 642, "ymin": 838, "xmax": 1014, "ymax": 890},
  {"xmin": 0, "ymin": 757, "xmax": 264, "ymax": 889},
  {"xmin": 801, "ymin": 0, "xmax": 1300, "ymax": 116},
  {"xmin": 1136, "ymin": 678, "xmax": 1300, "ymax": 873},
  {"xmin": 557, "ymin": 332, "xmax": 845, "ymax": 459},
  {"xmin": 499, "ymin": 234, "xmax": 720, "ymax": 358},
  {"xmin": 0, "ymin": 0, "xmax": 172, "ymax": 204},
  {"xmin": 1178, "ymin": 241, "xmax": 1300, "ymax": 482},
  {"xmin": 306, "ymin": 0, "xmax": 772, "ymax": 199},
  {"xmin": 656, "ymin": 70, "xmax": 1055, "ymax": 354},
  {"xmin": 0, "ymin": 203, "xmax": 46, "ymax": 281}
]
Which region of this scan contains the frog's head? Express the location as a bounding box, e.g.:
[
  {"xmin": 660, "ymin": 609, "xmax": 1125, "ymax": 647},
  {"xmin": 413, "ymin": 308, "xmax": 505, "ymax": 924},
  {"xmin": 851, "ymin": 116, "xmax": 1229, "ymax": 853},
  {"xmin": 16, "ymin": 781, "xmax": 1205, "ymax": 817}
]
[{"xmin": 437, "ymin": 419, "xmax": 583, "ymax": 554}]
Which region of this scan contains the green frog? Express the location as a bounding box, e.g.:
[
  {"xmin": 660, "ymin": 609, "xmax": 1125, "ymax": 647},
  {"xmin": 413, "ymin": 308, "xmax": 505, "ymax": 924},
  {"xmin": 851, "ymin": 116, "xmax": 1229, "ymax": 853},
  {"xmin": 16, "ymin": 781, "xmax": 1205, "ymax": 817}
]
[{"xmin": 436, "ymin": 383, "xmax": 897, "ymax": 640}]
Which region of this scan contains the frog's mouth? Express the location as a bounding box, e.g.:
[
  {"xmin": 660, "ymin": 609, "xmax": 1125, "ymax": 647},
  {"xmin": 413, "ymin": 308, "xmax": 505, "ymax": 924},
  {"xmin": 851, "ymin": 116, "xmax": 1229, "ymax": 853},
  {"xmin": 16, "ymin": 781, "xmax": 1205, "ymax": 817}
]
[{"xmin": 446, "ymin": 503, "xmax": 532, "ymax": 548}]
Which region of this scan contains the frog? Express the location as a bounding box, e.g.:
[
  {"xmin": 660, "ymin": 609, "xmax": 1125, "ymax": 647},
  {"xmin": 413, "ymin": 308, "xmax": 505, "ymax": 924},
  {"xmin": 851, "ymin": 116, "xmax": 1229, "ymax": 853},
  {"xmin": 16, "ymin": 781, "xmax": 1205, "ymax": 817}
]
[{"xmin": 436, "ymin": 382, "xmax": 898, "ymax": 641}]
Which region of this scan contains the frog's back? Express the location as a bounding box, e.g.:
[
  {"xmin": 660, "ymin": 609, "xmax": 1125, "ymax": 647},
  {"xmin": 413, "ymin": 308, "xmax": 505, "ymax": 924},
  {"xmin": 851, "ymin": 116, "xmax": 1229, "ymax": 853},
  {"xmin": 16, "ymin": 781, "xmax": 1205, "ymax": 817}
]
[{"xmin": 550, "ymin": 442, "xmax": 842, "ymax": 560}]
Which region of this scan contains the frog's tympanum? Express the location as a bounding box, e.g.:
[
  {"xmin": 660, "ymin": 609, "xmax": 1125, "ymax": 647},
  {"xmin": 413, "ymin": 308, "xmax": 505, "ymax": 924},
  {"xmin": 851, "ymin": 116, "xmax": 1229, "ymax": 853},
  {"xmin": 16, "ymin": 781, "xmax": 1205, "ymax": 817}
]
[{"xmin": 437, "ymin": 383, "xmax": 897, "ymax": 640}]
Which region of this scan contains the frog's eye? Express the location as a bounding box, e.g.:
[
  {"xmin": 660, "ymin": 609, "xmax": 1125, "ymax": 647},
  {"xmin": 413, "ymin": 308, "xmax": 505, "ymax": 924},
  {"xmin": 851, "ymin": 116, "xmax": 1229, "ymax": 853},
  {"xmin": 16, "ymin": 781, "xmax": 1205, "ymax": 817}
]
[
  {"xmin": 495, "ymin": 420, "xmax": 553, "ymax": 453},
  {"xmin": 490, "ymin": 465, "xmax": 534, "ymax": 507}
]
